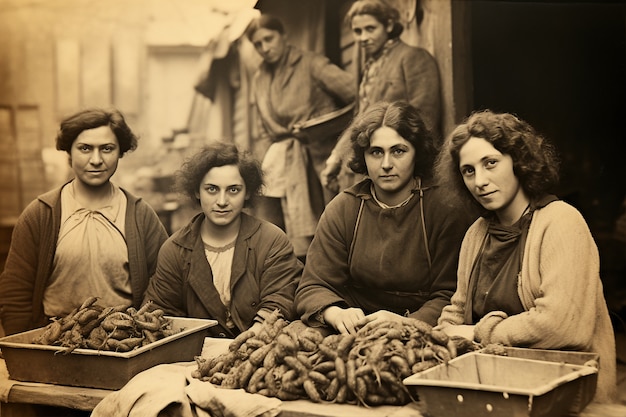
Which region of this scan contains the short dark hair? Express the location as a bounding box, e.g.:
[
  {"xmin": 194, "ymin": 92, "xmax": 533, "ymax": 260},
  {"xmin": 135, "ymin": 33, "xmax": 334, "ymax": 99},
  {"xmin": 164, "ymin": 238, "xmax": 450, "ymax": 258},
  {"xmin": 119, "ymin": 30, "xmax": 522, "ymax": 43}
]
[
  {"xmin": 176, "ymin": 142, "xmax": 264, "ymax": 208},
  {"xmin": 345, "ymin": 0, "xmax": 404, "ymax": 39},
  {"xmin": 55, "ymin": 108, "xmax": 138, "ymax": 156},
  {"xmin": 435, "ymin": 109, "xmax": 560, "ymax": 208},
  {"xmin": 348, "ymin": 101, "xmax": 437, "ymax": 179},
  {"xmin": 245, "ymin": 14, "xmax": 285, "ymax": 41}
]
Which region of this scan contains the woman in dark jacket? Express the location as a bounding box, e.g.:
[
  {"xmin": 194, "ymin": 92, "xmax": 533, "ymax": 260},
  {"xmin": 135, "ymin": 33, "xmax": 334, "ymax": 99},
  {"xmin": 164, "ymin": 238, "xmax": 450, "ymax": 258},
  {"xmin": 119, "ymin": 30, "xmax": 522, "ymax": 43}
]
[
  {"xmin": 295, "ymin": 101, "xmax": 475, "ymax": 335},
  {"xmin": 321, "ymin": 0, "xmax": 441, "ymax": 193},
  {"xmin": 143, "ymin": 142, "xmax": 302, "ymax": 338}
]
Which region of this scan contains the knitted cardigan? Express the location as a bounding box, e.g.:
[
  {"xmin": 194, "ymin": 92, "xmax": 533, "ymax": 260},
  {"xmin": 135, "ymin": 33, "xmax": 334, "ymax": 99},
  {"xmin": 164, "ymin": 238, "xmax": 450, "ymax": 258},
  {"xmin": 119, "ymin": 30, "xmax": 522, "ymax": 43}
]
[{"xmin": 437, "ymin": 201, "xmax": 617, "ymax": 403}]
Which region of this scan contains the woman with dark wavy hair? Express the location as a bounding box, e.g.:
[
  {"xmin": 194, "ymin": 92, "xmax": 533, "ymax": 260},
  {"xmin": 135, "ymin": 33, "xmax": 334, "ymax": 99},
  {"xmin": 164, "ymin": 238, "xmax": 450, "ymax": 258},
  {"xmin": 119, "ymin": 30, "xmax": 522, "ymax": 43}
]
[
  {"xmin": 434, "ymin": 110, "xmax": 617, "ymax": 403},
  {"xmin": 295, "ymin": 101, "xmax": 474, "ymax": 334},
  {"xmin": 143, "ymin": 142, "xmax": 302, "ymax": 338},
  {"xmin": 0, "ymin": 108, "xmax": 168, "ymax": 336}
]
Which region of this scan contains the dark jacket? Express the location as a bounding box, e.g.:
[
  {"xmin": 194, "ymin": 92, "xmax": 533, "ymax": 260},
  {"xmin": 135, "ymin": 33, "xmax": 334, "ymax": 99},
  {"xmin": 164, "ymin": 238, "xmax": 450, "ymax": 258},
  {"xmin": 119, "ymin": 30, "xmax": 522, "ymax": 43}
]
[
  {"xmin": 356, "ymin": 41, "xmax": 441, "ymax": 138},
  {"xmin": 295, "ymin": 178, "xmax": 475, "ymax": 327},
  {"xmin": 0, "ymin": 184, "xmax": 168, "ymax": 335},
  {"xmin": 143, "ymin": 212, "xmax": 302, "ymax": 338}
]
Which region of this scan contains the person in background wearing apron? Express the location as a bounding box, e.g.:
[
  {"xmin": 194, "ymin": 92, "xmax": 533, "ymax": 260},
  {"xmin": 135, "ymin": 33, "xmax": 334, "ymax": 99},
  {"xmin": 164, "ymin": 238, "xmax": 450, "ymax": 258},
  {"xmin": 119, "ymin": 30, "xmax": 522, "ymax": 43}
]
[{"xmin": 245, "ymin": 14, "xmax": 355, "ymax": 261}]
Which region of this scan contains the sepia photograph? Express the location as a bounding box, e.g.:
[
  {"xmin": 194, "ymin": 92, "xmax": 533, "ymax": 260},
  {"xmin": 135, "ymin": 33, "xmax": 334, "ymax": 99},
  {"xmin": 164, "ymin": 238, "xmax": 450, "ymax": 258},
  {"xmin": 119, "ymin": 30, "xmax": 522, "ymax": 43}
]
[{"xmin": 0, "ymin": 0, "xmax": 624, "ymax": 416}]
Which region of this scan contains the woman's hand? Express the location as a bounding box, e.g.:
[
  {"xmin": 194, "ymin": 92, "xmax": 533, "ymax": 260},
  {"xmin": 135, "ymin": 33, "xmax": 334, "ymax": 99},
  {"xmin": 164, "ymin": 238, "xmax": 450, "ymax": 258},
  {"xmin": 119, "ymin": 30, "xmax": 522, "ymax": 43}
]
[
  {"xmin": 323, "ymin": 306, "xmax": 365, "ymax": 334},
  {"xmin": 440, "ymin": 324, "xmax": 475, "ymax": 341},
  {"xmin": 356, "ymin": 310, "xmax": 408, "ymax": 334},
  {"xmin": 249, "ymin": 321, "xmax": 264, "ymax": 337},
  {"xmin": 320, "ymin": 155, "xmax": 342, "ymax": 193}
]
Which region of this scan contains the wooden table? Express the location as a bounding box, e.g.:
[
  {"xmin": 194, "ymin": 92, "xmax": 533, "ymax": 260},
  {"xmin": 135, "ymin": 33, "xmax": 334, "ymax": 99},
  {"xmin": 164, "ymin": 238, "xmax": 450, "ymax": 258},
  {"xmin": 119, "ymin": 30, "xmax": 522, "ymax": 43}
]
[
  {"xmin": 0, "ymin": 378, "xmax": 422, "ymax": 417},
  {"xmin": 1, "ymin": 372, "xmax": 625, "ymax": 417},
  {"xmin": 0, "ymin": 365, "xmax": 420, "ymax": 417}
]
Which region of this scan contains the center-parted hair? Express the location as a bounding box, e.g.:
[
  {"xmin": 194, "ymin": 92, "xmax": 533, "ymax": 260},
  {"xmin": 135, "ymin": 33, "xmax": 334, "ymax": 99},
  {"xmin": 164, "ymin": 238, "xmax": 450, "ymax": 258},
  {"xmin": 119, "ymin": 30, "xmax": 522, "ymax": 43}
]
[
  {"xmin": 176, "ymin": 142, "xmax": 264, "ymax": 208},
  {"xmin": 348, "ymin": 100, "xmax": 437, "ymax": 179},
  {"xmin": 345, "ymin": 0, "xmax": 404, "ymax": 39},
  {"xmin": 244, "ymin": 14, "xmax": 285, "ymax": 42}
]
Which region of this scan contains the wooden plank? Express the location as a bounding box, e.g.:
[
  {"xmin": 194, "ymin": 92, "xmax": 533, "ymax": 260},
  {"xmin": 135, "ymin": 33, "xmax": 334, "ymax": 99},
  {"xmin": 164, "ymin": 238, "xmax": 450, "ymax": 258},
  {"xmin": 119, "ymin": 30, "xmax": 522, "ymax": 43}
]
[
  {"xmin": 112, "ymin": 35, "xmax": 140, "ymax": 115},
  {"xmin": 15, "ymin": 106, "xmax": 45, "ymax": 209},
  {"xmin": 581, "ymin": 403, "xmax": 626, "ymax": 417},
  {"xmin": 55, "ymin": 39, "xmax": 81, "ymax": 116},
  {"xmin": 82, "ymin": 38, "xmax": 111, "ymax": 106},
  {"xmin": 1, "ymin": 354, "xmax": 625, "ymax": 417},
  {"xmin": 0, "ymin": 106, "xmax": 16, "ymax": 156},
  {"xmin": 1, "ymin": 403, "xmax": 104, "ymax": 417},
  {"xmin": 0, "ymin": 35, "xmax": 21, "ymax": 100},
  {"xmin": 2, "ymin": 380, "xmax": 625, "ymax": 416},
  {"xmin": 281, "ymin": 401, "xmax": 424, "ymax": 417},
  {"xmin": 21, "ymin": 38, "xmax": 53, "ymax": 106},
  {"xmin": 7, "ymin": 385, "xmax": 108, "ymax": 411},
  {"xmin": 15, "ymin": 106, "xmax": 41, "ymax": 154},
  {"xmin": 0, "ymin": 162, "xmax": 19, "ymax": 190},
  {"xmin": 0, "ymin": 106, "xmax": 20, "ymax": 219}
]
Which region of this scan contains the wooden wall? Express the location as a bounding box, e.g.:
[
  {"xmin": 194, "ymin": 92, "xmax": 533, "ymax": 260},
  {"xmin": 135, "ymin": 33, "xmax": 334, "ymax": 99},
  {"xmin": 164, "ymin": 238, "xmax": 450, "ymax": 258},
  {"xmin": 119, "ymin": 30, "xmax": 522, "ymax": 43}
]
[{"xmin": 0, "ymin": 0, "xmax": 229, "ymax": 223}]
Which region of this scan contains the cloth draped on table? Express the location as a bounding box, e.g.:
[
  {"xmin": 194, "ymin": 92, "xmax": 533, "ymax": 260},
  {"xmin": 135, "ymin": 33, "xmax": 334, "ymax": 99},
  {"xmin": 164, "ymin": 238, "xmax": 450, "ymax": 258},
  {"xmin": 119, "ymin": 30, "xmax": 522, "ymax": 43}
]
[{"xmin": 90, "ymin": 362, "xmax": 281, "ymax": 417}]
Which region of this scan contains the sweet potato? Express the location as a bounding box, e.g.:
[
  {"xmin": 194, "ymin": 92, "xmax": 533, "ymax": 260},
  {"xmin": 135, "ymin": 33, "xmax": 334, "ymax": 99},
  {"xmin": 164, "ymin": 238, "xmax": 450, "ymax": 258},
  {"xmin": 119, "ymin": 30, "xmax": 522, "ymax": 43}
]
[
  {"xmin": 249, "ymin": 342, "xmax": 274, "ymax": 366},
  {"xmin": 303, "ymin": 379, "xmax": 322, "ymax": 403},
  {"xmin": 247, "ymin": 367, "xmax": 267, "ymax": 393},
  {"xmin": 229, "ymin": 329, "xmax": 255, "ymax": 352},
  {"xmin": 324, "ymin": 377, "xmax": 340, "ymax": 401},
  {"xmin": 308, "ymin": 370, "xmax": 330, "ymax": 387},
  {"xmin": 312, "ymin": 360, "xmax": 335, "ymax": 374},
  {"xmin": 429, "ymin": 329, "xmax": 449, "ymax": 346}
]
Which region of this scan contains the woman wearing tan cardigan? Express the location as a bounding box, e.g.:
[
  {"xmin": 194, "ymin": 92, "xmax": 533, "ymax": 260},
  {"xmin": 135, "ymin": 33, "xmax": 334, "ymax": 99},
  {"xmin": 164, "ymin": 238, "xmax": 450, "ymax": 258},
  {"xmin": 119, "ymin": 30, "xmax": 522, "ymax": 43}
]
[{"xmin": 434, "ymin": 110, "xmax": 617, "ymax": 403}]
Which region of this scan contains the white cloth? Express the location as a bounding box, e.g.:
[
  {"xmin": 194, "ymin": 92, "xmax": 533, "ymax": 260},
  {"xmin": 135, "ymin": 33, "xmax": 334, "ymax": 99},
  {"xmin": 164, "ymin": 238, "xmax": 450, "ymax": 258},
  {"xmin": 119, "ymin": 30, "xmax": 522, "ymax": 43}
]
[
  {"xmin": 186, "ymin": 379, "xmax": 281, "ymax": 417},
  {"xmin": 91, "ymin": 363, "xmax": 194, "ymax": 417},
  {"xmin": 260, "ymin": 141, "xmax": 289, "ymax": 198},
  {"xmin": 91, "ymin": 361, "xmax": 281, "ymax": 417}
]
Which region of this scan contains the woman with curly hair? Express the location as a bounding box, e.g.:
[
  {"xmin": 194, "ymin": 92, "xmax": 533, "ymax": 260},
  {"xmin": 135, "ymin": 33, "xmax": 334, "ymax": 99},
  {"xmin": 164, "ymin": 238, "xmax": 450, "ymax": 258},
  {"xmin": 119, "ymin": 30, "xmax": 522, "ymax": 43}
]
[
  {"xmin": 295, "ymin": 101, "xmax": 474, "ymax": 335},
  {"xmin": 434, "ymin": 110, "xmax": 617, "ymax": 403},
  {"xmin": 143, "ymin": 142, "xmax": 302, "ymax": 338}
]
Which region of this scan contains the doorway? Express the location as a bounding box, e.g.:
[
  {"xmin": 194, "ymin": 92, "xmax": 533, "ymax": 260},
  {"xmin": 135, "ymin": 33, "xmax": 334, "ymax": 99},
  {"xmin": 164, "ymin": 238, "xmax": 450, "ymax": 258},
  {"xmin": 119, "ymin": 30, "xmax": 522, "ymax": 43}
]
[{"xmin": 468, "ymin": 0, "xmax": 626, "ymax": 321}]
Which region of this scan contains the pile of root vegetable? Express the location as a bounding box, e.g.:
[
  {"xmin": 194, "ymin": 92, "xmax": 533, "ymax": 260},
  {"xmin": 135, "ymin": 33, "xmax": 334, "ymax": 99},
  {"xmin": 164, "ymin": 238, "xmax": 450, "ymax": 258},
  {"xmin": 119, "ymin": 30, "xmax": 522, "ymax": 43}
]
[
  {"xmin": 32, "ymin": 297, "xmax": 179, "ymax": 353},
  {"xmin": 192, "ymin": 310, "xmax": 475, "ymax": 406}
]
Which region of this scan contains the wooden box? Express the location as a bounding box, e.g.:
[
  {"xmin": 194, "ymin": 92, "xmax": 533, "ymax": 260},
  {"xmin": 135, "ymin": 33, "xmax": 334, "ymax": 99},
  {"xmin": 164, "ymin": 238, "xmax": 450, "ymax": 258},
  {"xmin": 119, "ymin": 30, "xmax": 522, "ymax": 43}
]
[{"xmin": 0, "ymin": 317, "xmax": 217, "ymax": 390}]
